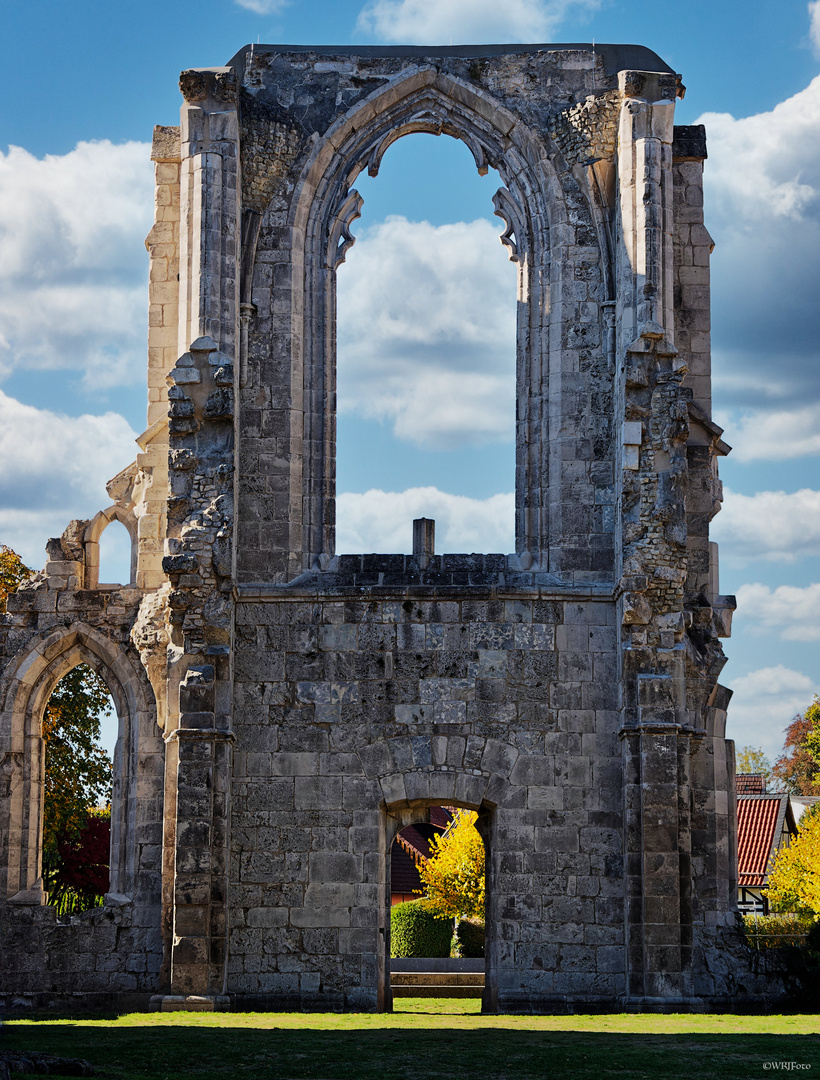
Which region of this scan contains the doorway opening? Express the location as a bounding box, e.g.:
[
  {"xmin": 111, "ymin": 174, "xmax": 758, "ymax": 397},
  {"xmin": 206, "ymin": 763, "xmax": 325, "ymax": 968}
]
[{"xmin": 387, "ymin": 804, "xmax": 488, "ymax": 1009}]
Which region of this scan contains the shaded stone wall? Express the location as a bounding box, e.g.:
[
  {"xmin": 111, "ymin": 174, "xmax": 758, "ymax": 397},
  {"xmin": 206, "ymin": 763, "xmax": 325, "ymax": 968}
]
[{"xmin": 229, "ymin": 582, "xmax": 621, "ymax": 1007}]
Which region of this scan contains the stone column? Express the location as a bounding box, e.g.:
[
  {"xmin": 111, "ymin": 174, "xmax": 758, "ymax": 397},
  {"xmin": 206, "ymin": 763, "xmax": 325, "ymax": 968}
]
[
  {"xmin": 150, "ymin": 64, "xmax": 240, "ymax": 1013},
  {"xmin": 614, "ymin": 69, "xmax": 703, "ymax": 1006},
  {"xmin": 155, "ymin": 665, "xmax": 233, "ymax": 1009},
  {"xmin": 177, "ymin": 67, "xmax": 241, "ymax": 360}
]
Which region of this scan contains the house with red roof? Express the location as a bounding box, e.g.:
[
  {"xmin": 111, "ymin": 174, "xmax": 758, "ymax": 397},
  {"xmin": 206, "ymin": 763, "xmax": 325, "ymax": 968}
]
[
  {"xmin": 736, "ymin": 774, "xmax": 798, "ymax": 914},
  {"xmin": 390, "ymin": 806, "xmax": 454, "ymax": 906}
]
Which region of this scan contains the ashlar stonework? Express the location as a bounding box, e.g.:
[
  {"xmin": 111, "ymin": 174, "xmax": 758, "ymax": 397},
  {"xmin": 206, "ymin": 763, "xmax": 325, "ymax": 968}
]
[{"xmin": 0, "ymin": 42, "xmax": 782, "ymax": 1012}]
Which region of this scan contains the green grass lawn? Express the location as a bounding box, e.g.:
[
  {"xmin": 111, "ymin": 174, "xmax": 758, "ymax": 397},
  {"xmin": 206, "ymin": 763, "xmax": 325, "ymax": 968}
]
[{"xmin": 3, "ymin": 1002, "xmax": 819, "ymax": 1079}]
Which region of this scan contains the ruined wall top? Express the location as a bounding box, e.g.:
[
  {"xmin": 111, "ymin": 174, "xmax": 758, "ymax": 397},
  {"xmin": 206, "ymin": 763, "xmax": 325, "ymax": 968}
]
[{"xmin": 226, "ymin": 41, "xmax": 676, "ymax": 78}]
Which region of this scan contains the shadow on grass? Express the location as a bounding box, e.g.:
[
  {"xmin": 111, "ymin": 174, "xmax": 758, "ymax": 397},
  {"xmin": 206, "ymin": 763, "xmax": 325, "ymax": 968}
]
[{"xmin": 2, "ymin": 1023, "xmax": 819, "ymax": 1080}]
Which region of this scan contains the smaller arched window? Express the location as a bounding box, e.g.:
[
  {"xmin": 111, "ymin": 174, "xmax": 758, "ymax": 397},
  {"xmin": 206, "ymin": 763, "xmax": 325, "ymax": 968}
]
[
  {"xmin": 97, "ymin": 518, "xmax": 134, "ymax": 587},
  {"xmin": 84, "ymin": 508, "xmax": 137, "ymax": 589}
]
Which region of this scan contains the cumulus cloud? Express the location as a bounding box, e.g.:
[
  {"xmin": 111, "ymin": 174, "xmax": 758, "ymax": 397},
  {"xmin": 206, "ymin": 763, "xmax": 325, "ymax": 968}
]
[
  {"xmin": 699, "ymin": 75, "xmax": 820, "ymax": 415},
  {"xmin": 0, "ymin": 140, "xmax": 153, "ymax": 389},
  {"xmin": 711, "ymin": 487, "xmax": 820, "ymax": 566},
  {"xmin": 714, "ymin": 403, "xmax": 820, "ymax": 462},
  {"xmin": 727, "ymin": 665, "xmax": 815, "ymax": 761},
  {"xmin": 336, "ymin": 486, "xmax": 514, "ymax": 554},
  {"xmin": 337, "ymin": 216, "xmax": 516, "ymax": 450},
  {"xmin": 810, "ymin": 1, "xmax": 820, "ymax": 53},
  {"xmin": 0, "ymin": 390, "xmax": 137, "ymax": 570},
  {"xmin": 735, "ymin": 582, "xmax": 820, "ymax": 641},
  {"xmin": 355, "ymin": 0, "xmax": 599, "ymax": 44}
]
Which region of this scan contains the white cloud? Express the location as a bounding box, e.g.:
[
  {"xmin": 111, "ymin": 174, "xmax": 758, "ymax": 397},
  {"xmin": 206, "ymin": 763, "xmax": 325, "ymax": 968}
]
[
  {"xmin": 355, "ymin": 0, "xmax": 599, "ymax": 44},
  {"xmin": 699, "ymin": 75, "xmax": 820, "ymax": 413},
  {"xmin": 337, "ymin": 216, "xmax": 516, "ymax": 450},
  {"xmin": 735, "ymin": 582, "xmax": 820, "ymax": 641},
  {"xmin": 727, "ymin": 665, "xmax": 815, "ymax": 761},
  {"xmin": 234, "ymin": 0, "xmax": 288, "ymax": 12},
  {"xmin": 0, "ymin": 140, "xmax": 153, "ymax": 389},
  {"xmin": 711, "ymin": 487, "xmax": 820, "ymax": 566},
  {"xmin": 336, "ymin": 486, "xmax": 514, "ymax": 554},
  {"xmin": 810, "ymin": 1, "xmax": 820, "ymax": 53},
  {"xmin": 714, "ymin": 403, "xmax": 820, "ymax": 461},
  {"xmin": 0, "ymin": 390, "xmax": 137, "ymax": 570}
]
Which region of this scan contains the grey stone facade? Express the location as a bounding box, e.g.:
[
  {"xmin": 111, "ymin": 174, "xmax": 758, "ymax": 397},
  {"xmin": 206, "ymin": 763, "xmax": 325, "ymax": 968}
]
[{"xmin": 0, "ymin": 43, "xmax": 782, "ymax": 1012}]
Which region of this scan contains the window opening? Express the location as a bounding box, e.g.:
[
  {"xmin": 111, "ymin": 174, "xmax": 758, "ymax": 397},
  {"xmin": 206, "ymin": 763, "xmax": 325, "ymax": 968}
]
[
  {"xmin": 336, "ymin": 133, "xmax": 516, "ymax": 555},
  {"xmin": 97, "ymin": 517, "xmax": 132, "ymax": 586},
  {"xmin": 41, "ymin": 664, "xmax": 114, "ymax": 919}
]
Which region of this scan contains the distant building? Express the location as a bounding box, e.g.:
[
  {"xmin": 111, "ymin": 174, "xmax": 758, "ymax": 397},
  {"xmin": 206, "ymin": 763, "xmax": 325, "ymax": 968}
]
[
  {"xmin": 391, "ymin": 807, "xmax": 453, "ymax": 906},
  {"xmin": 790, "ymin": 795, "xmax": 820, "ymax": 824},
  {"xmin": 736, "ymin": 775, "xmax": 798, "ymax": 914}
]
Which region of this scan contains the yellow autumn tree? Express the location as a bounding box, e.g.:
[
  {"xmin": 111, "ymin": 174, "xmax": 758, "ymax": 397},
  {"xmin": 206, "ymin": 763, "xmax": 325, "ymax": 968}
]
[
  {"xmin": 768, "ymin": 811, "xmax": 820, "ymax": 916},
  {"xmin": 417, "ymin": 809, "xmax": 485, "ymax": 919},
  {"xmin": 0, "ymin": 544, "xmax": 32, "ymax": 613}
]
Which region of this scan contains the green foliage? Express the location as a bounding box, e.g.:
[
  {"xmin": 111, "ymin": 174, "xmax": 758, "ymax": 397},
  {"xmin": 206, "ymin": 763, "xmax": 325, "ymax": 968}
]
[
  {"xmin": 0, "ymin": 544, "xmax": 32, "ymax": 614},
  {"xmin": 773, "ymin": 696, "xmax": 820, "ymax": 796},
  {"xmin": 736, "ymin": 746, "xmax": 772, "ymax": 784},
  {"xmin": 42, "ymin": 665, "xmax": 113, "ymax": 905},
  {"xmin": 390, "ymin": 899, "xmax": 453, "ymax": 958},
  {"xmin": 417, "ymin": 809, "xmax": 485, "ymax": 920},
  {"xmin": 741, "ymin": 912, "xmax": 814, "ymax": 949},
  {"xmin": 451, "ymin": 917, "xmax": 485, "ymax": 958}
]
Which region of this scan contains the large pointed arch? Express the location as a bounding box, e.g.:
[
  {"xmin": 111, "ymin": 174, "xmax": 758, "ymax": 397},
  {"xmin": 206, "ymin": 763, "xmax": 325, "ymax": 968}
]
[
  {"xmin": 0, "ymin": 623, "xmax": 161, "ymax": 905},
  {"xmin": 256, "ymin": 68, "xmax": 585, "ymax": 575}
]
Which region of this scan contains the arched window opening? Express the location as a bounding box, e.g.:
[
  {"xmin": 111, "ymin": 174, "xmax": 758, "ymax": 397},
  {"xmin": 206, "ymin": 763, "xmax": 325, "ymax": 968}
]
[
  {"xmin": 41, "ymin": 663, "xmax": 115, "ymax": 919},
  {"xmin": 389, "ymin": 805, "xmax": 486, "ymax": 1006},
  {"xmin": 97, "ymin": 518, "xmax": 133, "ymax": 587},
  {"xmin": 336, "ymin": 133, "xmax": 517, "ymax": 556}
]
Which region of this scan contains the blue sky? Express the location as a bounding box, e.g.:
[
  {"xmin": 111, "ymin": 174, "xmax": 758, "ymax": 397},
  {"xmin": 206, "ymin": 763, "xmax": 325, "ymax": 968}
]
[{"xmin": 2, "ymin": 0, "xmax": 819, "ymax": 765}]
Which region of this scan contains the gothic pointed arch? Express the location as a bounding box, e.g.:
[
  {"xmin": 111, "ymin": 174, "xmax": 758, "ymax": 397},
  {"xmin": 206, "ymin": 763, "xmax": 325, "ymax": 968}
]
[
  {"xmin": 239, "ymin": 65, "xmax": 606, "ymax": 580},
  {"xmin": 0, "ymin": 622, "xmax": 160, "ymax": 905}
]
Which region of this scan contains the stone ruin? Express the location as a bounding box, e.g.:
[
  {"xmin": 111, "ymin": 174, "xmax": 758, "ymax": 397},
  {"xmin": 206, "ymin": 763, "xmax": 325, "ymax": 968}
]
[{"xmin": 0, "ymin": 42, "xmax": 781, "ymax": 1012}]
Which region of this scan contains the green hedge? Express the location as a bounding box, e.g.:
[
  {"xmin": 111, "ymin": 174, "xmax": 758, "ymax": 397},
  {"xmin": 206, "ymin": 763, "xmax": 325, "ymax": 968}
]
[
  {"xmin": 452, "ymin": 918, "xmax": 485, "ymax": 958},
  {"xmin": 390, "ymin": 900, "xmax": 453, "ymax": 958},
  {"xmin": 741, "ymin": 913, "xmax": 814, "ymax": 949}
]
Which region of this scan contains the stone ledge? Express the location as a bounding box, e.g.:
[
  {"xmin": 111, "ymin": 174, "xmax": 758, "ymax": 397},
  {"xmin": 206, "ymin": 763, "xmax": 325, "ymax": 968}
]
[{"xmin": 148, "ymin": 995, "xmax": 231, "ymax": 1012}]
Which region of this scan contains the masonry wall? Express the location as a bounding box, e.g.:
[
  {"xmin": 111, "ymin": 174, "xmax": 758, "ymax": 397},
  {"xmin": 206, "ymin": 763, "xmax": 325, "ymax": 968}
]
[{"xmin": 228, "ymin": 579, "xmax": 624, "ymax": 1008}]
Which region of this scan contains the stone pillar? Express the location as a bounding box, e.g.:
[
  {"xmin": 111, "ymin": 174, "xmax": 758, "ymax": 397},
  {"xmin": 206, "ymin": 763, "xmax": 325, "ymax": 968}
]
[
  {"xmin": 150, "ymin": 65, "xmax": 240, "ymax": 1012},
  {"xmin": 177, "ymin": 67, "xmax": 241, "ymax": 360},
  {"xmin": 161, "ymin": 665, "xmax": 233, "ymax": 1007},
  {"xmin": 614, "ymin": 69, "xmax": 704, "ymax": 1006}
]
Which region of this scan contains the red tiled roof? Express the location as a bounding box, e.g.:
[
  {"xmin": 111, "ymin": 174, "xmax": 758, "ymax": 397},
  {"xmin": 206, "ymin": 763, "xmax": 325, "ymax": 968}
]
[
  {"xmin": 737, "ymin": 795, "xmax": 788, "ymax": 887},
  {"xmin": 737, "ymin": 774, "xmax": 766, "ymax": 795},
  {"xmin": 391, "ymin": 843, "xmax": 423, "ymax": 893},
  {"xmin": 390, "ymin": 810, "xmax": 455, "ymax": 897}
]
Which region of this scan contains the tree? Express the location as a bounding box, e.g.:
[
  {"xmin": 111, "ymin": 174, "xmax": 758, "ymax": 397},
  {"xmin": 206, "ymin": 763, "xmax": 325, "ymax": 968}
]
[
  {"xmin": 0, "ymin": 544, "xmax": 32, "ymax": 613},
  {"xmin": 417, "ymin": 809, "xmax": 485, "ymax": 920},
  {"xmin": 737, "ymin": 746, "xmax": 773, "ymax": 784},
  {"xmin": 772, "ymin": 697, "xmax": 820, "ymax": 796},
  {"xmin": 42, "ymin": 665, "xmax": 113, "ymax": 905},
  {"xmin": 50, "ymin": 807, "xmax": 111, "ymax": 913},
  {"xmin": 768, "ymin": 811, "xmax": 820, "ymax": 917}
]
